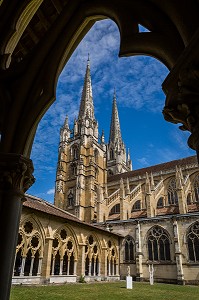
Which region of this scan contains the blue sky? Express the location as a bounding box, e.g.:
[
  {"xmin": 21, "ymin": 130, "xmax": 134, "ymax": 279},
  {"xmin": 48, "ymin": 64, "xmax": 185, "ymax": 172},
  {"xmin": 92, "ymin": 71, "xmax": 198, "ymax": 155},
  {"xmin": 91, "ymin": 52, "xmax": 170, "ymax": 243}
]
[{"xmin": 28, "ymin": 20, "xmax": 195, "ymax": 203}]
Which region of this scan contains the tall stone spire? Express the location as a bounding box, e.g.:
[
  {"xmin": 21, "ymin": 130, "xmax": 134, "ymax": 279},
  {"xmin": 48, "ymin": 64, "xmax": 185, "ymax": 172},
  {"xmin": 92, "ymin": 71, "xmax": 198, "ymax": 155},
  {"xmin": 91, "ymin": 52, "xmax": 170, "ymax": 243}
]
[
  {"xmin": 78, "ymin": 55, "xmax": 95, "ymax": 121},
  {"xmin": 107, "ymin": 90, "xmax": 132, "ymax": 176},
  {"xmin": 109, "ymin": 90, "xmax": 122, "ymax": 145},
  {"xmin": 74, "ymin": 56, "xmax": 98, "ymax": 140}
]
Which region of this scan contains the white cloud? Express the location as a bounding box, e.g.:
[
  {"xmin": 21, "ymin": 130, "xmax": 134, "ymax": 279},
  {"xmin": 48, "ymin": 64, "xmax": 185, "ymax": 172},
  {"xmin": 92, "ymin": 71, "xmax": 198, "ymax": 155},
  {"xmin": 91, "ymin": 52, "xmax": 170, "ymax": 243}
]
[
  {"xmin": 29, "ymin": 18, "xmax": 194, "ymax": 202},
  {"xmin": 137, "ymin": 157, "xmax": 149, "ymax": 167},
  {"xmin": 47, "ymin": 188, "xmax": 55, "ymax": 195}
]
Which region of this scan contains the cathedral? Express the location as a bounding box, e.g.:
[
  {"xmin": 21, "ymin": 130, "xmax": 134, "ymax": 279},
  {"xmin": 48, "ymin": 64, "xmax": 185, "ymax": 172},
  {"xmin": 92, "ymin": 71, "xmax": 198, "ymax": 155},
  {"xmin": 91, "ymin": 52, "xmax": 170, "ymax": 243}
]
[{"xmin": 13, "ymin": 59, "xmax": 199, "ymax": 286}]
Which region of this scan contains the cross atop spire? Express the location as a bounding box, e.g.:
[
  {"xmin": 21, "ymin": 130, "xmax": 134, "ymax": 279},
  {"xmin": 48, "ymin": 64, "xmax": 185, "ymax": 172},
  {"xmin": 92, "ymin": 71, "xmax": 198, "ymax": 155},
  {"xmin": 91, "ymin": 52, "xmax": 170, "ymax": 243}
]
[
  {"xmin": 78, "ymin": 57, "xmax": 94, "ymax": 120},
  {"xmin": 109, "ymin": 90, "xmax": 122, "ymax": 144}
]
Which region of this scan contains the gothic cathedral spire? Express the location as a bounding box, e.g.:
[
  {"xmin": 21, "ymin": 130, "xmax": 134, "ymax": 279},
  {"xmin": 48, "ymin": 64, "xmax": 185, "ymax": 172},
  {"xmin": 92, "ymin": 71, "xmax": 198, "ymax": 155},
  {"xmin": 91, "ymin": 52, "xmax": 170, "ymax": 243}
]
[
  {"xmin": 54, "ymin": 58, "xmax": 107, "ymax": 223},
  {"xmin": 78, "ymin": 56, "xmax": 95, "ymax": 121},
  {"xmin": 75, "ymin": 56, "xmax": 98, "ymax": 140},
  {"xmin": 107, "ymin": 91, "xmax": 132, "ymax": 175},
  {"xmin": 109, "ymin": 89, "xmax": 122, "ymax": 145}
]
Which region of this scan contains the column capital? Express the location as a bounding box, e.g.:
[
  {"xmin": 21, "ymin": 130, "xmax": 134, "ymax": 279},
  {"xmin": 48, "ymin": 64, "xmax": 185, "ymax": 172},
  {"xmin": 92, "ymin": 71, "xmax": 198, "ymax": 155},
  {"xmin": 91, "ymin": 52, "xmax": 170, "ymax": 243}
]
[
  {"xmin": 0, "ymin": 153, "xmax": 35, "ymax": 193},
  {"xmin": 163, "ymin": 64, "xmax": 199, "ymax": 153}
]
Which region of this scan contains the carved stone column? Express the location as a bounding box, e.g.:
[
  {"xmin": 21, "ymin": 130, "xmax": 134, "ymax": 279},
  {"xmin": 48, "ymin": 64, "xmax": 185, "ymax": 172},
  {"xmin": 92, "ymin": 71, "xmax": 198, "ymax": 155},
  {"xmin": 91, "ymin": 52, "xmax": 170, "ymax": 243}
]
[
  {"xmin": 172, "ymin": 219, "xmax": 185, "ymax": 284},
  {"xmin": 163, "ymin": 65, "xmax": 199, "ymax": 163},
  {"xmin": 135, "ymin": 222, "xmax": 143, "ymax": 281},
  {"xmin": 0, "ymin": 154, "xmax": 34, "ymax": 300}
]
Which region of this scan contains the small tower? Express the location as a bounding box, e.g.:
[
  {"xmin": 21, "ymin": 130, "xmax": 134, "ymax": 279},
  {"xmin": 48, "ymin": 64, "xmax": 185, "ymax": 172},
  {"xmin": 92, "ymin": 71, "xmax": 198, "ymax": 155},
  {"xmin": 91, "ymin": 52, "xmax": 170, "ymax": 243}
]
[
  {"xmin": 107, "ymin": 90, "xmax": 132, "ymax": 176},
  {"xmin": 54, "ymin": 58, "xmax": 107, "ymax": 223}
]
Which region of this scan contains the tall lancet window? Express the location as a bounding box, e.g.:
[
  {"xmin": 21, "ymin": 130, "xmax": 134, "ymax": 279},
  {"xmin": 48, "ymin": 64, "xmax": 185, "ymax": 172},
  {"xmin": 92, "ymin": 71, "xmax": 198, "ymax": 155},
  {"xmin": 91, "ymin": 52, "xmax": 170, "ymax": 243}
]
[
  {"xmin": 94, "ymin": 149, "xmax": 99, "ymax": 164},
  {"xmin": 110, "ymin": 148, "xmax": 114, "ymax": 160},
  {"xmin": 147, "ymin": 226, "xmax": 171, "ymax": 261},
  {"xmin": 187, "ymin": 222, "xmax": 199, "ymax": 262},
  {"xmin": 72, "ymin": 145, "xmax": 79, "ymax": 160},
  {"xmin": 167, "ymin": 178, "xmax": 178, "ymax": 205},
  {"xmin": 124, "ymin": 236, "xmax": 134, "ymax": 262},
  {"xmin": 193, "ymin": 175, "xmax": 199, "ymax": 202}
]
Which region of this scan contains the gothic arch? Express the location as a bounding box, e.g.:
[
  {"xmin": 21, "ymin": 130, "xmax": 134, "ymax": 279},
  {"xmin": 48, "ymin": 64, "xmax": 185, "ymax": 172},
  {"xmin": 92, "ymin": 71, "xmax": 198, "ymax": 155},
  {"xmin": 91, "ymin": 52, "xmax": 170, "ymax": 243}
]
[
  {"xmin": 51, "ymin": 225, "xmax": 78, "ymax": 276},
  {"xmin": 109, "ymin": 203, "xmax": 120, "ymax": 216},
  {"xmin": 193, "ymin": 173, "xmax": 199, "ymax": 202},
  {"xmin": 186, "ymin": 221, "xmax": 199, "ymax": 262},
  {"xmin": 146, "ymin": 225, "xmax": 171, "ymax": 262},
  {"xmin": 2, "ymin": 1, "xmax": 195, "ymax": 155},
  {"xmin": 14, "ymin": 215, "xmax": 45, "ymax": 277},
  {"xmin": 53, "ymin": 224, "xmax": 79, "ymax": 259},
  {"xmin": 122, "ymin": 235, "xmax": 135, "ymax": 262},
  {"xmin": 20, "ymin": 213, "xmax": 45, "ymax": 246},
  {"xmin": 131, "ymin": 200, "xmax": 141, "ymax": 211},
  {"xmin": 166, "ymin": 177, "xmax": 178, "ymax": 205},
  {"xmin": 2, "ymin": 0, "xmax": 43, "ymax": 69}
]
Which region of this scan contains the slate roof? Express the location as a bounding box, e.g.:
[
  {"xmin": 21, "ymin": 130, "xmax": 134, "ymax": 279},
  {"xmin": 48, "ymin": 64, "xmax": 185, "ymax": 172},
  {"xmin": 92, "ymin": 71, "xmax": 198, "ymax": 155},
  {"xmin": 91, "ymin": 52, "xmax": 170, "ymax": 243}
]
[
  {"xmin": 23, "ymin": 194, "xmax": 120, "ymax": 236},
  {"xmin": 108, "ymin": 155, "xmax": 198, "ymax": 182}
]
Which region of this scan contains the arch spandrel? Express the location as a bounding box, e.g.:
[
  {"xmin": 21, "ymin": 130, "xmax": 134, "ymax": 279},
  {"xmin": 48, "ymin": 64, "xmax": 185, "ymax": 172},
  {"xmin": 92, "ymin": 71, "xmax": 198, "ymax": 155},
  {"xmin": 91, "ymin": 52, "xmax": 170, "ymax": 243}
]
[{"xmin": 1, "ymin": 0, "xmax": 199, "ymax": 156}]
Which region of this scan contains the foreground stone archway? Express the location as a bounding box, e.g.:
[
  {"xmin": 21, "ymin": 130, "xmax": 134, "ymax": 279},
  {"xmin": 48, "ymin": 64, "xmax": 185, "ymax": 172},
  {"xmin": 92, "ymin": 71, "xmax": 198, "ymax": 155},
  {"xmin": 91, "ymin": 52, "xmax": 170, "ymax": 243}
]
[{"xmin": 1, "ymin": 1, "xmax": 199, "ymax": 299}]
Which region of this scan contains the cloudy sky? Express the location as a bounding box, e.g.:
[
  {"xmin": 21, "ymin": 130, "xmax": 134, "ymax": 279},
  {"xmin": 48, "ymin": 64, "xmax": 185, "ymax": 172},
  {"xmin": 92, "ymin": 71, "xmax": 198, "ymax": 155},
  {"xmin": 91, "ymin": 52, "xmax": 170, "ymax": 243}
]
[{"xmin": 28, "ymin": 20, "xmax": 195, "ymax": 203}]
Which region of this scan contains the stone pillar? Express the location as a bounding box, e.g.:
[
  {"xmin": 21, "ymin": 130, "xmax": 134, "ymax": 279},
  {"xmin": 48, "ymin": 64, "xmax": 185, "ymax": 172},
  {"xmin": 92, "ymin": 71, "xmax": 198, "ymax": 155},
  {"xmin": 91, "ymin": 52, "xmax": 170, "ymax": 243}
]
[
  {"xmin": 104, "ymin": 254, "xmax": 107, "ymax": 277},
  {"xmin": 162, "ymin": 66, "xmax": 199, "ymax": 164},
  {"xmin": 37, "ymin": 257, "xmax": 43, "ymax": 276},
  {"xmin": 173, "ymin": 219, "xmax": 185, "ymax": 284},
  {"xmin": 41, "ymin": 236, "xmax": 53, "ymax": 279},
  {"xmin": 108, "ymin": 260, "xmax": 111, "ymax": 276},
  {"xmin": 51, "ymin": 257, "xmax": 55, "ymax": 275},
  {"xmin": 67, "ymin": 258, "xmax": 70, "ymax": 275},
  {"xmin": 145, "ymin": 173, "xmax": 155, "ymax": 217},
  {"xmin": 135, "ymin": 222, "xmax": 143, "ymax": 281},
  {"xmin": 74, "ymin": 260, "xmax": 77, "ymax": 275},
  {"xmin": 0, "ymin": 154, "xmax": 34, "ymax": 300},
  {"xmin": 20, "ymin": 256, "xmax": 26, "ymax": 276},
  {"xmin": 176, "ymin": 167, "xmax": 187, "ymax": 214},
  {"xmin": 93, "ymin": 258, "xmax": 96, "ymax": 276},
  {"xmin": 116, "ymin": 263, "xmax": 119, "ymax": 276},
  {"xmin": 60, "ymin": 259, "xmax": 63, "ymax": 275},
  {"xmin": 98, "ymin": 261, "xmax": 101, "ymax": 276},
  {"xmin": 29, "ymin": 256, "xmax": 34, "ymax": 276},
  {"xmin": 88, "ymin": 260, "xmax": 92, "ymax": 276},
  {"xmin": 81, "ymin": 245, "xmax": 86, "ymax": 275}
]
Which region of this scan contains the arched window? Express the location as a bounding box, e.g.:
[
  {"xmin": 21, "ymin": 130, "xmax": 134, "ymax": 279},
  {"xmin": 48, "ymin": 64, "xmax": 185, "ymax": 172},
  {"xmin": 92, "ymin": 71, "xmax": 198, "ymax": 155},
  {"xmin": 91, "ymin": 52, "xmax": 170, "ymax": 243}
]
[
  {"xmin": 124, "ymin": 236, "xmax": 134, "ymax": 262},
  {"xmin": 108, "ymin": 169, "xmax": 114, "ymax": 176},
  {"xmin": 94, "ymin": 149, "xmax": 99, "ymax": 164},
  {"xmin": 109, "ymin": 204, "xmax": 120, "ymax": 215},
  {"xmin": 193, "ymin": 175, "xmax": 199, "ymax": 202},
  {"xmin": 147, "ymin": 226, "xmax": 171, "ymax": 261},
  {"xmin": 68, "ymin": 191, "xmax": 74, "ymax": 207},
  {"xmin": 70, "ymin": 162, "xmax": 77, "ymax": 176},
  {"xmin": 110, "ymin": 148, "xmax": 114, "ymax": 160},
  {"xmin": 71, "ymin": 145, "xmax": 79, "ymax": 160},
  {"xmin": 51, "ymin": 228, "xmax": 76, "ymax": 276},
  {"xmin": 157, "ymin": 197, "xmax": 164, "ymax": 208},
  {"xmin": 84, "ymin": 235, "xmax": 99, "ymax": 276},
  {"xmin": 132, "ymin": 200, "xmax": 141, "ymax": 211},
  {"xmin": 187, "ymin": 222, "xmax": 199, "ymax": 262},
  {"xmin": 14, "ymin": 220, "xmax": 43, "ymax": 277},
  {"xmin": 107, "ymin": 240, "xmax": 117, "ymax": 276},
  {"xmin": 167, "ymin": 178, "xmax": 178, "ymax": 205}
]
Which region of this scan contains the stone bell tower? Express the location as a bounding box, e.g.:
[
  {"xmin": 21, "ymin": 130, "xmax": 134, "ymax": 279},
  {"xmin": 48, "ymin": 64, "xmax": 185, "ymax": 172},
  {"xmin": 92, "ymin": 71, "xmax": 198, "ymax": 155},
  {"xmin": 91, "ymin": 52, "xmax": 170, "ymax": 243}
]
[{"xmin": 54, "ymin": 57, "xmax": 107, "ymax": 223}]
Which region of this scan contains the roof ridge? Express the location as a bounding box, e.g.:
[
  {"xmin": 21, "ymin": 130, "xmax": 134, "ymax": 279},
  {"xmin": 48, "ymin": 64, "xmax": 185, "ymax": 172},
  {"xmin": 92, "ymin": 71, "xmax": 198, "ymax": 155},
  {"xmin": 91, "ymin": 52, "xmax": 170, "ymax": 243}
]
[{"xmin": 25, "ymin": 193, "xmax": 79, "ymax": 219}]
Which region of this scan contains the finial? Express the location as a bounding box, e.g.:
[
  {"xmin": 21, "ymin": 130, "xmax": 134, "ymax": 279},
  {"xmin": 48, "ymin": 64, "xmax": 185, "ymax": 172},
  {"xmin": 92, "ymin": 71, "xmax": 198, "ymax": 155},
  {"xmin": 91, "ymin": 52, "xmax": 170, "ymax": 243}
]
[
  {"xmin": 101, "ymin": 129, "xmax": 105, "ymax": 144},
  {"xmin": 87, "ymin": 53, "xmax": 90, "ymax": 65}
]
